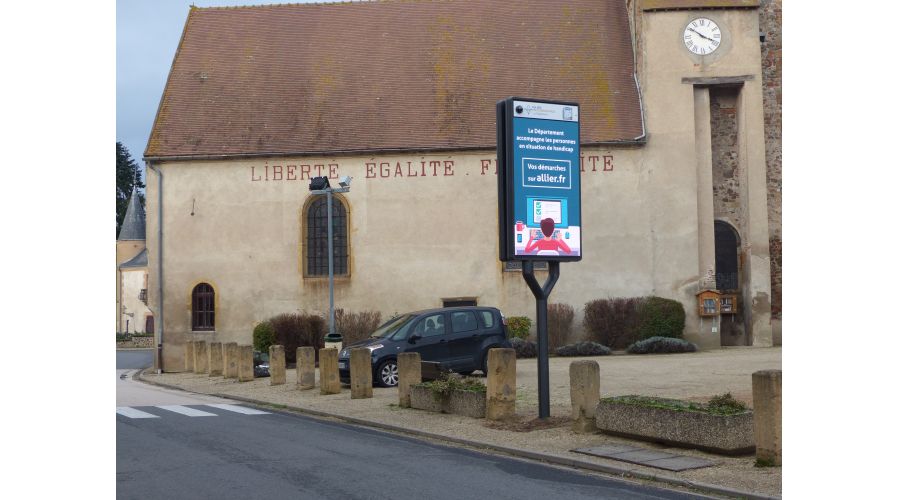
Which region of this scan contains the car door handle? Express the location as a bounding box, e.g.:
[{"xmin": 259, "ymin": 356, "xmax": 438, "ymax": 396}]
[{"xmin": 439, "ymin": 339, "xmax": 447, "ymax": 343}]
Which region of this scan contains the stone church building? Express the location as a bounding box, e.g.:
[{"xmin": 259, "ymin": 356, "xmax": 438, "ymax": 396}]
[{"xmin": 142, "ymin": 0, "xmax": 782, "ymax": 371}]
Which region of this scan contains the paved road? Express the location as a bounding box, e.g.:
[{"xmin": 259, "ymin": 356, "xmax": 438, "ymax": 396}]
[
  {"xmin": 118, "ymin": 377, "xmax": 705, "ymax": 500},
  {"xmin": 117, "ymin": 349, "xmax": 155, "ymax": 370}
]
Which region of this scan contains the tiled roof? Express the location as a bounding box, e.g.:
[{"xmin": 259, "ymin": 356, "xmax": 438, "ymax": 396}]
[
  {"xmin": 642, "ymin": 0, "xmax": 759, "ymax": 11},
  {"xmin": 146, "ymin": 0, "xmax": 644, "ymax": 159}
]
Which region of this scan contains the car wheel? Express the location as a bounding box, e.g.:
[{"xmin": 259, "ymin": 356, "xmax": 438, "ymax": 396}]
[{"xmin": 377, "ymin": 359, "xmax": 399, "ymax": 387}]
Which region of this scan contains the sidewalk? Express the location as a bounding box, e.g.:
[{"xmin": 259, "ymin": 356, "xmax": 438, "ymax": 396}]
[{"xmin": 139, "ymin": 347, "xmax": 781, "ymax": 499}]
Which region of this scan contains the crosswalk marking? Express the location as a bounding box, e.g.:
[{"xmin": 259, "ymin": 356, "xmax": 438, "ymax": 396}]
[
  {"xmin": 116, "ymin": 407, "xmax": 160, "ymax": 419},
  {"xmin": 205, "ymin": 404, "xmax": 270, "ymax": 415},
  {"xmin": 156, "ymin": 405, "xmax": 218, "ymax": 417}
]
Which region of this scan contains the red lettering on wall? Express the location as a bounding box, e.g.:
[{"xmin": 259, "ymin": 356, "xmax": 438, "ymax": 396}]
[
  {"xmin": 328, "ymin": 164, "xmax": 338, "ymax": 179},
  {"xmin": 272, "ymin": 165, "xmax": 283, "ymax": 181},
  {"xmin": 251, "ymin": 166, "xmax": 262, "ymax": 181},
  {"xmin": 394, "ymin": 162, "xmax": 403, "ymax": 177},
  {"xmin": 286, "ymin": 165, "xmax": 297, "ymax": 180},
  {"xmin": 365, "ymin": 163, "xmax": 376, "ymax": 178},
  {"xmin": 379, "ymin": 162, "xmax": 390, "ymax": 178},
  {"xmin": 314, "ymin": 164, "xmax": 325, "ymax": 176},
  {"xmin": 420, "ymin": 161, "xmax": 426, "ymax": 177},
  {"xmin": 301, "ymin": 165, "xmax": 311, "ymax": 180},
  {"xmin": 480, "ymin": 160, "xmax": 491, "ymax": 175},
  {"xmin": 265, "ymin": 163, "xmax": 269, "ymax": 181},
  {"xmin": 603, "ymin": 155, "xmax": 614, "ymax": 171},
  {"xmin": 580, "ymin": 155, "xmax": 585, "ymax": 173},
  {"xmin": 429, "ymin": 161, "xmax": 441, "ymax": 176},
  {"xmin": 588, "ymin": 156, "xmax": 599, "ymax": 172},
  {"xmin": 443, "ymin": 160, "xmax": 454, "ymax": 176},
  {"xmin": 406, "ymin": 161, "xmax": 418, "ymax": 177}
]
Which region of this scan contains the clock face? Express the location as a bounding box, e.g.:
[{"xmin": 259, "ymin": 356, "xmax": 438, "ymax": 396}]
[{"xmin": 683, "ymin": 18, "xmax": 722, "ymax": 56}]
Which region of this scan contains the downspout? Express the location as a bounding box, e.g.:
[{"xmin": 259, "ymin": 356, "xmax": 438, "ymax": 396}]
[{"xmin": 148, "ymin": 162, "xmax": 164, "ymax": 373}]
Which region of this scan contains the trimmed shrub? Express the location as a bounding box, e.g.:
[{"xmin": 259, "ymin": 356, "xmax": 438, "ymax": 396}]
[
  {"xmin": 334, "ymin": 308, "xmax": 382, "ymax": 347},
  {"xmin": 547, "ymin": 303, "xmax": 575, "ymax": 350},
  {"xmin": 636, "ymin": 296, "xmax": 686, "ymax": 340},
  {"xmin": 506, "ymin": 316, "xmax": 532, "ymax": 340},
  {"xmin": 555, "ymin": 341, "xmax": 611, "ymax": 357},
  {"xmin": 583, "ymin": 297, "xmax": 642, "ymax": 349},
  {"xmin": 626, "ymin": 336, "xmax": 697, "ymax": 354},
  {"xmin": 509, "ymin": 337, "xmax": 537, "ymax": 358},
  {"xmin": 252, "ymin": 321, "xmax": 276, "ymax": 353},
  {"xmin": 269, "ymin": 313, "xmax": 326, "ymax": 363}
]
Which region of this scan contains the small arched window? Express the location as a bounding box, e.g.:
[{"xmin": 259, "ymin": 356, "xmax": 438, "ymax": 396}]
[
  {"xmin": 192, "ymin": 283, "xmax": 215, "ymax": 331},
  {"xmin": 305, "ymin": 196, "xmax": 348, "ymax": 276}
]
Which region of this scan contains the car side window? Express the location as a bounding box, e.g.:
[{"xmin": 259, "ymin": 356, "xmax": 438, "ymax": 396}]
[
  {"xmin": 416, "ymin": 314, "xmax": 445, "ymax": 338},
  {"xmin": 451, "ymin": 311, "xmax": 478, "ymax": 333},
  {"xmin": 479, "ymin": 311, "xmax": 495, "ymax": 329}
]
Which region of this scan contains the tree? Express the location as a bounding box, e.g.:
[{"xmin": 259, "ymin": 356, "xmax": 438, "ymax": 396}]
[{"xmin": 116, "ymin": 142, "xmax": 145, "ymax": 237}]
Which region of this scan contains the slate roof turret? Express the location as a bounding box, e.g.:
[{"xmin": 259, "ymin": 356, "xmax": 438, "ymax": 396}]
[{"xmin": 118, "ymin": 189, "xmax": 146, "ymax": 241}]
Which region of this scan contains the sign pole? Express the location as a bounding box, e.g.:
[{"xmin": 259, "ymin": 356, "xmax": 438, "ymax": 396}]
[{"xmin": 522, "ymin": 261, "xmax": 560, "ymax": 419}]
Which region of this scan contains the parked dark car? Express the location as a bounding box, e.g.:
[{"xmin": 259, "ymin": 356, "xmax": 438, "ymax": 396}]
[
  {"xmin": 253, "ymin": 351, "xmax": 270, "ymax": 378},
  {"xmin": 338, "ymin": 307, "xmax": 510, "ymax": 387}
]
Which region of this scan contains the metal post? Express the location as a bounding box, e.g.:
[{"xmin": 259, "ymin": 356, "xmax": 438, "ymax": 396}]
[
  {"xmin": 522, "ymin": 260, "xmax": 560, "ymax": 419},
  {"xmin": 326, "ymin": 189, "xmax": 335, "ymax": 337}
]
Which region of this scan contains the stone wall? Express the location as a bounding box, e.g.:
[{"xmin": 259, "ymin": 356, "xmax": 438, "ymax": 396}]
[
  {"xmin": 710, "ymin": 86, "xmax": 743, "ymax": 232},
  {"xmin": 759, "ymin": 0, "xmax": 782, "ymax": 323}
]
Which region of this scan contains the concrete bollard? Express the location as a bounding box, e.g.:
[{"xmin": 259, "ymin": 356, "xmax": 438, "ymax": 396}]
[
  {"xmin": 569, "ymin": 360, "xmax": 600, "ymax": 433},
  {"xmin": 397, "ymin": 352, "xmax": 422, "ymax": 408},
  {"xmin": 208, "ymin": 342, "xmax": 223, "ymax": 376},
  {"xmin": 194, "ymin": 341, "xmax": 208, "ymax": 374},
  {"xmin": 269, "ymin": 345, "xmax": 286, "ymax": 385},
  {"xmin": 237, "ymin": 345, "xmax": 254, "ymax": 382},
  {"xmin": 223, "ymin": 342, "xmax": 238, "ymax": 378},
  {"xmin": 319, "ymin": 348, "xmax": 341, "ymax": 395},
  {"xmin": 296, "ymin": 347, "xmax": 316, "ymax": 390},
  {"xmin": 486, "ymin": 348, "xmax": 517, "ymax": 420},
  {"xmin": 184, "ymin": 341, "xmax": 194, "ymax": 372},
  {"xmin": 753, "ymin": 369, "xmax": 782, "ymax": 466},
  {"xmin": 350, "ymin": 349, "xmax": 373, "ymax": 399}
]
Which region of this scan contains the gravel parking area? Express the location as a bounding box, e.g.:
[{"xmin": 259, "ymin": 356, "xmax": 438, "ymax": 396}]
[{"xmin": 141, "ymin": 347, "xmax": 781, "ymax": 498}]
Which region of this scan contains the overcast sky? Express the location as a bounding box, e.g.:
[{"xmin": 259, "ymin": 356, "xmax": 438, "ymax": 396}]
[{"xmin": 116, "ymin": 1, "xmax": 322, "ymax": 174}]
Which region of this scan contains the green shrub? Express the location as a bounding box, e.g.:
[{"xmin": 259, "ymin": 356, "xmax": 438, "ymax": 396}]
[
  {"xmin": 707, "ymin": 393, "xmax": 747, "ymax": 414},
  {"xmin": 253, "ymin": 321, "xmax": 276, "ymax": 353},
  {"xmin": 582, "ymin": 297, "xmax": 642, "ymax": 349},
  {"xmin": 506, "ymin": 316, "xmax": 532, "ymax": 339},
  {"xmin": 509, "ymin": 337, "xmax": 537, "ymax": 358},
  {"xmin": 626, "ymin": 336, "xmax": 697, "ymax": 354},
  {"xmin": 268, "ymin": 313, "xmax": 326, "ymax": 363},
  {"xmin": 555, "ymin": 341, "xmax": 611, "ymax": 357},
  {"xmin": 333, "ymin": 308, "xmax": 382, "ymax": 347},
  {"xmin": 636, "ymin": 296, "xmax": 685, "ymax": 340},
  {"xmin": 547, "ymin": 303, "xmax": 575, "ymax": 350},
  {"xmin": 603, "ymin": 394, "xmax": 748, "ymax": 416},
  {"xmin": 423, "ymin": 375, "xmax": 486, "ymax": 401}
]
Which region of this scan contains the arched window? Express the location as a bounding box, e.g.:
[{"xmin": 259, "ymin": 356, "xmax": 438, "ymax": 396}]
[
  {"xmin": 305, "ymin": 196, "xmax": 349, "ymax": 276},
  {"xmin": 714, "ymin": 221, "xmax": 740, "ymax": 291},
  {"xmin": 192, "ymin": 283, "xmax": 215, "ymax": 331}
]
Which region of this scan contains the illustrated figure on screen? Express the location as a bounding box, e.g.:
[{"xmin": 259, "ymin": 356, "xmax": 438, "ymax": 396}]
[{"xmin": 525, "ymin": 218, "xmax": 571, "ymax": 255}]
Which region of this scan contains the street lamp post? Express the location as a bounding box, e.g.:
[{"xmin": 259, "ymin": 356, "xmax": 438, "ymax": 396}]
[{"xmin": 309, "ymin": 176, "xmax": 352, "ymax": 341}]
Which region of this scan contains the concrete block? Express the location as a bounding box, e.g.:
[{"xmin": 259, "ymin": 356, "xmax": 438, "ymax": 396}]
[
  {"xmin": 194, "ymin": 341, "xmax": 208, "ymax": 374},
  {"xmin": 208, "ymin": 342, "xmax": 223, "ymax": 376},
  {"xmin": 269, "ymin": 345, "xmax": 286, "ymax": 385},
  {"xmin": 753, "ymin": 369, "xmax": 782, "ymax": 465},
  {"xmin": 184, "ymin": 341, "xmax": 194, "ymax": 372},
  {"xmin": 397, "ymin": 352, "xmax": 422, "ymax": 408},
  {"xmin": 350, "ymin": 349, "xmax": 373, "ymax": 399},
  {"xmin": 223, "ymin": 342, "xmax": 238, "ymax": 378},
  {"xmin": 486, "ymin": 348, "xmax": 516, "ymax": 420},
  {"xmin": 319, "ymin": 348, "xmax": 341, "ymax": 395},
  {"xmin": 409, "ymin": 384, "xmax": 486, "ymax": 418},
  {"xmin": 296, "ymin": 346, "xmax": 316, "ymax": 390},
  {"xmin": 570, "ymin": 360, "xmax": 600, "ymax": 433},
  {"xmin": 237, "ymin": 345, "xmax": 254, "ymax": 382}
]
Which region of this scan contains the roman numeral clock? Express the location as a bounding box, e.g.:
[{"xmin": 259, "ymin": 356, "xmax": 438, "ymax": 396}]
[{"xmin": 683, "ymin": 17, "xmax": 722, "ymax": 56}]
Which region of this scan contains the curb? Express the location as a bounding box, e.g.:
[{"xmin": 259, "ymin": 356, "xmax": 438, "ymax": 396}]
[{"xmin": 136, "ymin": 369, "xmax": 779, "ymax": 500}]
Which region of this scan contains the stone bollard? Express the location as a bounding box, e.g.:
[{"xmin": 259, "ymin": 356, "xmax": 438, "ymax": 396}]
[
  {"xmin": 319, "ymin": 348, "xmax": 341, "ymax": 395},
  {"xmin": 194, "ymin": 341, "xmax": 208, "ymax": 374},
  {"xmin": 184, "ymin": 341, "xmax": 195, "ymax": 372},
  {"xmin": 223, "ymin": 342, "xmax": 238, "ymax": 378},
  {"xmin": 753, "ymin": 369, "xmax": 782, "ymax": 466},
  {"xmin": 569, "ymin": 360, "xmax": 600, "ymax": 433},
  {"xmin": 208, "ymin": 342, "xmax": 223, "ymax": 376},
  {"xmin": 269, "ymin": 345, "xmax": 286, "ymax": 385},
  {"xmin": 237, "ymin": 345, "xmax": 254, "ymax": 382},
  {"xmin": 296, "ymin": 347, "xmax": 316, "ymax": 390},
  {"xmin": 350, "ymin": 349, "xmax": 373, "ymax": 399},
  {"xmin": 486, "ymin": 348, "xmax": 517, "ymax": 420},
  {"xmin": 397, "ymin": 352, "xmax": 422, "ymax": 408}
]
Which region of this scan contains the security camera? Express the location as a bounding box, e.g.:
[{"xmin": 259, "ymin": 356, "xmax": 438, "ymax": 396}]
[{"xmin": 339, "ymin": 175, "xmax": 352, "ymax": 188}]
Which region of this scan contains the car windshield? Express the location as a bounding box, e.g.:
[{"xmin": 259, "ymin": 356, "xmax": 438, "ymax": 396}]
[{"xmin": 369, "ymin": 314, "xmax": 415, "ymax": 338}]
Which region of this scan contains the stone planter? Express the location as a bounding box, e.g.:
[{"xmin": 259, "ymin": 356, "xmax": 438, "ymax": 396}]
[
  {"xmin": 596, "ymin": 398, "xmax": 754, "ymax": 455},
  {"xmin": 410, "ymin": 384, "xmax": 486, "ymax": 418}
]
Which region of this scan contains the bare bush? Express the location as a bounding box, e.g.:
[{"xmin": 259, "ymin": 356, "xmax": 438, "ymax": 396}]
[
  {"xmin": 334, "ymin": 308, "xmax": 383, "ymax": 346},
  {"xmin": 547, "ymin": 303, "xmax": 575, "ymax": 350}
]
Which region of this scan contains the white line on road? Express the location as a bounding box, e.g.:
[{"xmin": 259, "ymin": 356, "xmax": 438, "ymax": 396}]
[
  {"xmin": 116, "ymin": 407, "xmax": 160, "ymax": 419},
  {"xmin": 157, "ymin": 405, "xmax": 218, "ymax": 417},
  {"xmin": 205, "ymin": 404, "xmax": 271, "ymax": 415}
]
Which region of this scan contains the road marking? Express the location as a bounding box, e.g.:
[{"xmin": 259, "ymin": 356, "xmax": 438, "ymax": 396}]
[
  {"xmin": 116, "ymin": 407, "xmax": 160, "ymax": 419},
  {"xmin": 156, "ymin": 405, "xmax": 217, "ymax": 417},
  {"xmin": 205, "ymin": 404, "xmax": 270, "ymax": 415}
]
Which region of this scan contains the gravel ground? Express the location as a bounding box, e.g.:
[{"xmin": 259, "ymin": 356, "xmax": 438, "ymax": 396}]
[{"xmin": 142, "ymin": 347, "xmax": 781, "ymax": 498}]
